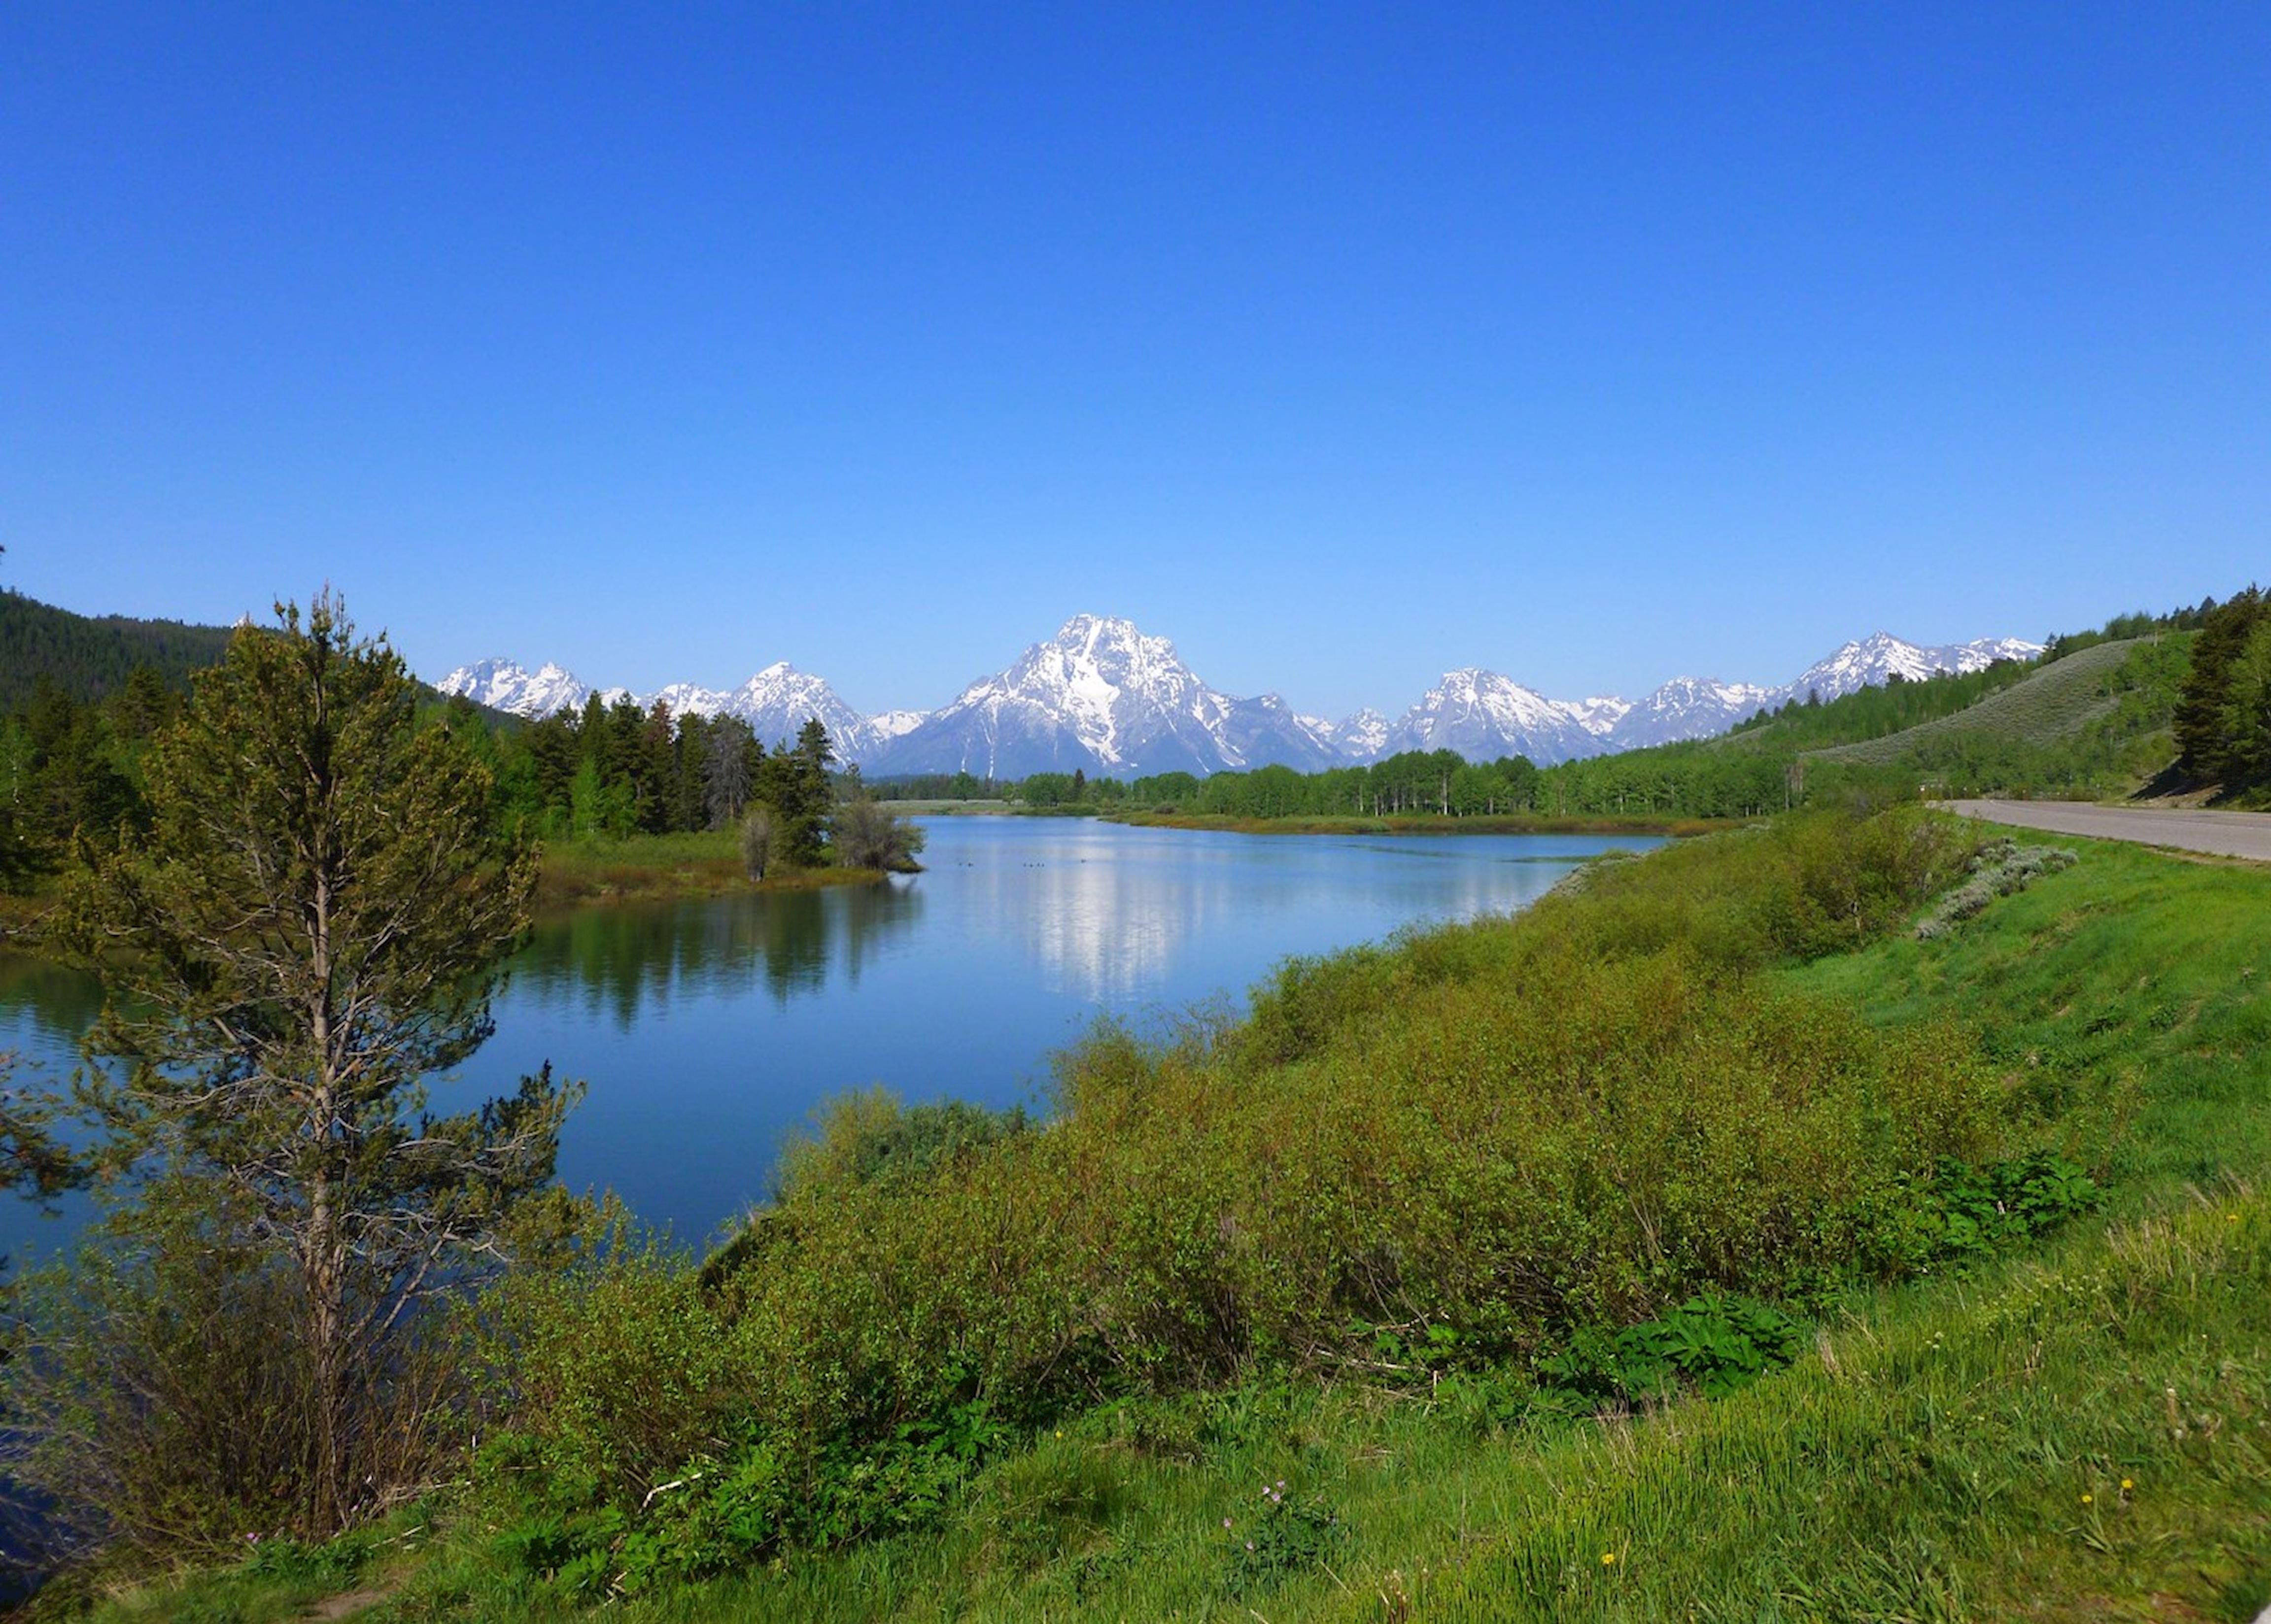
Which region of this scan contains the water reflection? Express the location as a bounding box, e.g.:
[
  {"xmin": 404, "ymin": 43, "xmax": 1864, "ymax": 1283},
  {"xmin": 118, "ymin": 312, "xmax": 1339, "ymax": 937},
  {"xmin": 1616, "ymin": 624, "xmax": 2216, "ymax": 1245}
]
[
  {"xmin": 0, "ymin": 821, "xmax": 1660, "ymax": 1250},
  {"xmin": 514, "ymin": 880, "xmax": 925, "ymax": 1027},
  {"xmin": 0, "ymin": 955, "xmax": 103, "ymax": 1055}
]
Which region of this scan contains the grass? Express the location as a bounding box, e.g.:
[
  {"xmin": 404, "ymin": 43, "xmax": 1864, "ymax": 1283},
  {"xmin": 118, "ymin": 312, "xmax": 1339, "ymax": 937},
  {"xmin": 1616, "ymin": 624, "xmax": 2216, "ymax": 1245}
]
[
  {"xmin": 60, "ymin": 819, "xmax": 2271, "ymax": 1623},
  {"xmin": 532, "ymin": 830, "xmax": 887, "ymax": 911}
]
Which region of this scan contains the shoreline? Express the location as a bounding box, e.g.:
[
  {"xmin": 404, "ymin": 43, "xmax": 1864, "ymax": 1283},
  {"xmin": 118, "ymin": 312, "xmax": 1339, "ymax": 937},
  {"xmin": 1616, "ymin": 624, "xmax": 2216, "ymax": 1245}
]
[
  {"xmin": 532, "ymin": 842, "xmax": 894, "ymax": 912},
  {"xmin": 1102, "ymin": 809, "xmax": 1729, "ymax": 838}
]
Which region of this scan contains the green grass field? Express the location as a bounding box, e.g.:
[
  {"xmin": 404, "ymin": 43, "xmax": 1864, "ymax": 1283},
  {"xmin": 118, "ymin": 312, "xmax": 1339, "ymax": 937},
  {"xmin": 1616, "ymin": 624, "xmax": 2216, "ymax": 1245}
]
[{"xmin": 63, "ymin": 826, "xmax": 2271, "ymax": 1623}]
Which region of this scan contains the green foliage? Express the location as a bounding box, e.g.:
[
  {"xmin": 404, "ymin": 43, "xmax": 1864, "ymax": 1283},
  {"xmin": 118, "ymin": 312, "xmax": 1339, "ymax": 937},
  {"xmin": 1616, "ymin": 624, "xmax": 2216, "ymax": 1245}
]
[
  {"xmin": 1921, "ymin": 1151, "xmax": 2101, "ymax": 1269},
  {"xmin": 74, "ymin": 817, "xmax": 2271, "ymax": 1624},
  {"xmin": 770, "ymin": 1091, "xmax": 1031, "ymax": 1205},
  {"xmin": 1221, "ymin": 1480, "xmax": 1346, "ymax": 1597},
  {"xmin": 756, "ymin": 719, "xmax": 836, "ymax": 867},
  {"xmin": 1534, "ymin": 1292, "xmax": 1808, "ymax": 1407},
  {"xmin": 827, "ymin": 796, "xmax": 927, "ymax": 872},
  {"xmin": 24, "ymin": 592, "xmax": 573, "ymax": 1544},
  {"xmin": 2173, "ymin": 585, "xmax": 2271, "ymax": 796},
  {"xmin": 457, "ymin": 807, "xmax": 2007, "ymax": 1592}
]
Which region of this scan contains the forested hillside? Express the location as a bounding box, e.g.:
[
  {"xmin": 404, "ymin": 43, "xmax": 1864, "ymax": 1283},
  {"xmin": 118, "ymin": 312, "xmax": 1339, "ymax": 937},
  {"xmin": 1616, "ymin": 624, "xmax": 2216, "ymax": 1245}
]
[{"xmin": 0, "ymin": 589, "xmax": 233, "ymax": 711}]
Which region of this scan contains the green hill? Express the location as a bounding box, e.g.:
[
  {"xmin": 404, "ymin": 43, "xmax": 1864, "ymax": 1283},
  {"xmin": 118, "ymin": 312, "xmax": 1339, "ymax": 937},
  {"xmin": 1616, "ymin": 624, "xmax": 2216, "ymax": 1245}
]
[
  {"xmin": 0, "ymin": 589, "xmax": 234, "ymax": 711},
  {"xmin": 1800, "ymin": 634, "xmax": 2192, "ymax": 797},
  {"xmin": 1810, "ymin": 636, "xmax": 2173, "ymax": 765}
]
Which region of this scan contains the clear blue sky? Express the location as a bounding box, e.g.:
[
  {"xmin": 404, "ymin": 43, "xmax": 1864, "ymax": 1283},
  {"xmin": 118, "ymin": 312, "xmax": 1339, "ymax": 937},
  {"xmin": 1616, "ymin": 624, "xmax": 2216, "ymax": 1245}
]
[{"xmin": 4, "ymin": 4, "xmax": 2265, "ymax": 718}]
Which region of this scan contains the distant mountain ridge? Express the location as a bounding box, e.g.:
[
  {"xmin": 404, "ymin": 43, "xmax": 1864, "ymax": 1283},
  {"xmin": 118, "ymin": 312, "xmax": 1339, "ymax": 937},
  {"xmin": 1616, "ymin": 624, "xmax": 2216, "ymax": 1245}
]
[{"xmin": 438, "ymin": 619, "xmax": 2043, "ymax": 778}]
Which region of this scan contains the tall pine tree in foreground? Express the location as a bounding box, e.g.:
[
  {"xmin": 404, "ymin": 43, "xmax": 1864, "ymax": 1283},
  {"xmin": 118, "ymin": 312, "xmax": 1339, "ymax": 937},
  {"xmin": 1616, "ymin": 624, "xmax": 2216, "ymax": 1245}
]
[{"xmin": 28, "ymin": 591, "xmax": 578, "ymax": 1543}]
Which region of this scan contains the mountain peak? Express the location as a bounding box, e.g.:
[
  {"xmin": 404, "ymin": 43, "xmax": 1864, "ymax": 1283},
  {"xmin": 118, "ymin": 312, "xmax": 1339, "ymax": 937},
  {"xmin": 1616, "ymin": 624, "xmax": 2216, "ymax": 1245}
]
[{"xmin": 439, "ymin": 617, "xmax": 2044, "ymax": 778}]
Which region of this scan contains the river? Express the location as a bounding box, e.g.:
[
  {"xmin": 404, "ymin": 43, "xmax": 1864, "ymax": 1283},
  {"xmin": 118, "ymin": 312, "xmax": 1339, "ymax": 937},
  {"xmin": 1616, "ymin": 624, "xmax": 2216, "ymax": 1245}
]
[{"xmin": 0, "ymin": 818, "xmax": 1660, "ymax": 1259}]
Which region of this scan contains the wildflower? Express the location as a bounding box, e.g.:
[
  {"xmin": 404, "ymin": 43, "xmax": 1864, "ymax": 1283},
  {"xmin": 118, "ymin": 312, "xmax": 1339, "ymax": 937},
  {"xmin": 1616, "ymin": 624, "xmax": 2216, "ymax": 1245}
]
[
  {"xmin": 2081, "ymin": 1493, "xmax": 2093, "ymax": 1505},
  {"xmin": 1054, "ymin": 1430, "xmax": 1063, "ymax": 1439},
  {"xmin": 1223, "ymin": 1518, "xmax": 1233, "ymax": 1529},
  {"xmin": 1601, "ymin": 1552, "xmax": 1617, "ymax": 1567},
  {"xmin": 2120, "ymin": 1478, "xmax": 2133, "ymax": 1491}
]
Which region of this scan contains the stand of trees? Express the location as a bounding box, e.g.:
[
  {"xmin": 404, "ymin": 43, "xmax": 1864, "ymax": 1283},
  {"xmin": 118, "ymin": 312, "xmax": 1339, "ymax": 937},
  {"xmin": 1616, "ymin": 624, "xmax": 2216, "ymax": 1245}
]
[{"xmin": 2173, "ymin": 585, "xmax": 2271, "ymax": 798}]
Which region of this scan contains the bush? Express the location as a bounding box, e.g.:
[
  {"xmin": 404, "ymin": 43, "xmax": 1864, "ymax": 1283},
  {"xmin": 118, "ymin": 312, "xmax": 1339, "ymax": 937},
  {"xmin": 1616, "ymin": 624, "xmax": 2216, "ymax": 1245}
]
[
  {"xmin": 4, "ymin": 1187, "xmax": 462, "ymax": 1558},
  {"xmin": 1914, "ymin": 837, "xmax": 2078, "ymax": 938},
  {"xmin": 828, "ymin": 797, "xmax": 928, "ymax": 873}
]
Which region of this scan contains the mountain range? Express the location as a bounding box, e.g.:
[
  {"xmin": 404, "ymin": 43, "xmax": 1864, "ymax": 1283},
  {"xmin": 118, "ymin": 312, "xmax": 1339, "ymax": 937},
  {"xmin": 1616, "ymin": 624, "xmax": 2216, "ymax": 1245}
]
[{"xmin": 438, "ymin": 618, "xmax": 2041, "ymax": 778}]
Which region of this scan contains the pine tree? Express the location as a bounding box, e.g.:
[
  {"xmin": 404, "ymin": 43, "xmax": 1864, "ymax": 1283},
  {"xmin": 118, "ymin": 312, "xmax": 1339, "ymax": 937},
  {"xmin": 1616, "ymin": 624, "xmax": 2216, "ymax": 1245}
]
[{"xmin": 48, "ymin": 591, "xmax": 577, "ymax": 1535}]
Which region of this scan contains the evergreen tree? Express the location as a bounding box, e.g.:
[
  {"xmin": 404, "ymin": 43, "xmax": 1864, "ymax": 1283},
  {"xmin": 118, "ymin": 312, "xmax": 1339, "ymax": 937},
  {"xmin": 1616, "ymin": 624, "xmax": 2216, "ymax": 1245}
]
[
  {"xmin": 755, "ymin": 717, "xmax": 836, "ymax": 867},
  {"xmin": 44, "ymin": 592, "xmax": 576, "ymax": 1536}
]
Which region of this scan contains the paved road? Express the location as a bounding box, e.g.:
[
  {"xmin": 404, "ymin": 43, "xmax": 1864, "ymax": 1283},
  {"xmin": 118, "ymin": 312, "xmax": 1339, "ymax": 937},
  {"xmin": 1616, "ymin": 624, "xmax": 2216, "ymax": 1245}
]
[{"xmin": 1940, "ymin": 799, "xmax": 2271, "ymax": 861}]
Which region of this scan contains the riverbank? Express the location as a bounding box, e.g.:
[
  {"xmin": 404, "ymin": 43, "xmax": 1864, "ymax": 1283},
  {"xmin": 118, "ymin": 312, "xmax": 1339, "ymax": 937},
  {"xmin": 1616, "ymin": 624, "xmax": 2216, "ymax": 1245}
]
[
  {"xmin": 534, "ymin": 831, "xmax": 892, "ymax": 912},
  {"xmin": 56, "ymin": 813, "xmax": 2271, "ymax": 1621},
  {"xmin": 1107, "ymin": 807, "xmax": 1730, "ymax": 837}
]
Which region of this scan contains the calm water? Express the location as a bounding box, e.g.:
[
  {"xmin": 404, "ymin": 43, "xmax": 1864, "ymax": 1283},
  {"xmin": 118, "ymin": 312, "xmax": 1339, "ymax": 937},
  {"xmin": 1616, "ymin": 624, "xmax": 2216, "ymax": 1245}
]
[{"xmin": 0, "ymin": 819, "xmax": 1658, "ymax": 1256}]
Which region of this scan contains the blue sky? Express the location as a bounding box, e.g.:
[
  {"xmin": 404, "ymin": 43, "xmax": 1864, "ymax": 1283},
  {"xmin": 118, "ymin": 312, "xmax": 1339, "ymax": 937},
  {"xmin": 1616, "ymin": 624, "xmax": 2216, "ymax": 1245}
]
[{"xmin": 4, "ymin": 4, "xmax": 2265, "ymax": 718}]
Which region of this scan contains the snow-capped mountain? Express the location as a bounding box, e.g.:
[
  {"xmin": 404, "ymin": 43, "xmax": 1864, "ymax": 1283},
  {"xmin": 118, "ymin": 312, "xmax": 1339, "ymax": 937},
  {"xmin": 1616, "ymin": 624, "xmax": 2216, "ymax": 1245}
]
[
  {"xmin": 439, "ymin": 624, "xmax": 2042, "ymax": 779},
  {"xmin": 1779, "ymin": 633, "xmax": 2038, "ymax": 708},
  {"xmin": 1306, "ymin": 708, "xmax": 1390, "ymax": 762},
  {"xmin": 1606, "ymin": 676, "xmax": 1778, "ymax": 750},
  {"xmin": 1381, "ymin": 670, "xmax": 1608, "ymax": 764},
  {"xmin": 718, "ymin": 663, "xmax": 886, "ymax": 758},
  {"xmin": 439, "ymin": 658, "xmax": 889, "ymax": 761},
  {"xmin": 437, "ymin": 659, "xmax": 592, "ymax": 719},
  {"xmin": 868, "ymin": 709, "xmax": 928, "ymax": 742},
  {"xmin": 864, "ymin": 614, "xmax": 1332, "ymax": 779},
  {"xmin": 1570, "ymin": 695, "xmax": 1634, "ymax": 738}
]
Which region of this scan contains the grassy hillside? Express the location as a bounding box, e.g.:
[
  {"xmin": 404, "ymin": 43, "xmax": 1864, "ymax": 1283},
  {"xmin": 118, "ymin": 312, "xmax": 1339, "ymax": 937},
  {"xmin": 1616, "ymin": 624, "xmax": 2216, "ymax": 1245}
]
[
  {"xmin": 1807, "ymin": 634, "xmax": 2191, "ymax": 788},
  {"xmin": 67, "ymin": 819, "xmax": 2271, "ymax": 1623}
]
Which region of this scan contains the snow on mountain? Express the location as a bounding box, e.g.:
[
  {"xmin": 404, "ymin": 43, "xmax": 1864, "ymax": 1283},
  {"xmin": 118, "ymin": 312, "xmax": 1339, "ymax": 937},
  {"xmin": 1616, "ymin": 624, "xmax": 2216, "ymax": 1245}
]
[
  {"xmin": 867, "ymin": 709, "xmax": 928, "ymax": 742},
  {"xmin": 648, "ymin": 681, "xmax": 730, "ymax": 718},
  {"xmin": 437, "ymin": 659, "xmax": 592, "ymax": 719},
  {"xmin": 1776, "ymin": 632, "xmax": 2042, "ymax": 709},
  {"xmin": 441, "ymin": 624, "xmax": 2045, "ymax": 779},
  {"xmin": 1216, "ymin": 694, "xmax": 1341, "ymax": 775},
  {"xmin": 1570, "ymin": 695, "xmax": 1634, "ymax": 738},
  {"xmin": 1381, "ymin": 670, "xmax": 1609, "ymax": 765},
  {"xmin": 1957, "ymin": 636, "xmax": 2044, "ymax": 668},
  {"xmin": 1607, "ymin": 677, "xmax": 1777, "ymax": 750},
  {"xmin": 719, "ymin": 662, "xmax": 881, "ymax": 758},
  {"xmin": 1310, "ymin": 708, "xmax": 1390, "ymax": 761},
  {"xmin": 863, "ymin": 614, "xmax": 1331, "ymax": 779},
  {"xmin": 438, "ymin": 657, "xmax": 882, "ymax": 761}
]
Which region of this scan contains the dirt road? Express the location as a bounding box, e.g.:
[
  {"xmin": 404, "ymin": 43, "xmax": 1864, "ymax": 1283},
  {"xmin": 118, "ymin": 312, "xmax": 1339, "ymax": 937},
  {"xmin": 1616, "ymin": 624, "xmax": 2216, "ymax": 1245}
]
[{"xmin": 1940, "ymin": 799, "xmax": 2271, "ymax": 861}]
